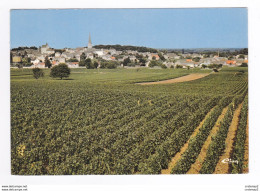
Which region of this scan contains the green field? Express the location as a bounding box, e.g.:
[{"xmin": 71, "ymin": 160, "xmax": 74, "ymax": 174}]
[{"xmin": 11, "ymin": 67, "xmax": 248, "ymax": 175}]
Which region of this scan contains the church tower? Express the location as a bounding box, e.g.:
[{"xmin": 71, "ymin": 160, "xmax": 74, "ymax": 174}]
[{"xmin": 88, "ymin": 33, "xmax": 92, "ymax": 49}]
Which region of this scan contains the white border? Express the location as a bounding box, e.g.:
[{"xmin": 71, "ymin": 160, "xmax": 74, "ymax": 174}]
[{"xmin": 1, "ymin": 0, "xmax": 260, "ymax": 189}]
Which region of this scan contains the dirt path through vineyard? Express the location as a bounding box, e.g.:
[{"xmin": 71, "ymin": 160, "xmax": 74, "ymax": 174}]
[
  {"xmin": 139, "ymin": 73, "xmax": 209, "ymax": 85},
  {"xmin": 187, "ymin": 106, "xmax": 229, "ymax": 174},
  {"xmin": 213, "ymin": 103, "xmax": 243, "ymax": 174},
  {"xmin": 161, "ymin": 106, "xmax": 216, "ymax": 174}
]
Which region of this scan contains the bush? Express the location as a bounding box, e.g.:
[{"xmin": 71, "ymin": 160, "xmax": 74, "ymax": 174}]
[
  {"xmin": 161, "ymin": 64, "xmax": 167, "ymax": 69},
  {"xmin": 176, "ymin": 65, "xmax": 183, "ymax": 69},
  {"xmin": 149, "ymin": 61, "xmax": 162, "ymax": 68},
  {"xmin": 100, "ymin": 62, "xmax": 117, "ymax": 69},
  {"xmin": 240, "ymin": 63, "xmax": 248, "ymax": 67},
  {"xmin": 32, "ymin": 68, "xmax": 44, "ymax": 79},
  {"xmin": 50, "ymin": 63, "xmax": 71, "ymax": 80}
]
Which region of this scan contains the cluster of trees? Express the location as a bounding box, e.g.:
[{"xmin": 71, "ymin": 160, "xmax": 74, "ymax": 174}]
[
  {"xmin": 240, "ymin": 63, "xmax": 248, "ymax": 67},
  {"xmin": 54, "ymin": 49, "xmax": 66, "ymax": 53},
  {"xmin": 67, "ymin": 58, "xmax": 79, "ymax": 62},
  {"xmin": 45, "ymin": 56, "xmax": 52, "ymax": 68},
  {"xmin": 93, "ymin": 44, "xmax": 158, "ymax": 53},
  {"xmin": 201, "ymin": 64, "xmax": 223, "ymax": 69},
  {"xmin": 122, "ymin": 55, "xmax": 148, "ymax": 67},
  {"xmin": 148, "ymin": 60, "xmax": 163, "ymax": 68},
  {"xmin": 21, "ymin": 57, "xmax": 32, "ymax": 67},
  {"xmin": 100, "ymin": 61, "xmax": 117, "ymax": 69},
  {"xmin": 79, "ymin": 54, "xmax": 99, "ymax": 69},
  {"xmin": 32, "ymin": 63, "xmax": 71, "ymax": 80},
  {"xmin": 11, "ymin": 46, "xmax": 38, "ymax": 51}
]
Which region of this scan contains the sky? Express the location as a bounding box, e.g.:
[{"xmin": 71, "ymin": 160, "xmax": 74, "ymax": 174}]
[{"xmin": 10, "ymin": 8, "xmax": 248, "ymax": 49}]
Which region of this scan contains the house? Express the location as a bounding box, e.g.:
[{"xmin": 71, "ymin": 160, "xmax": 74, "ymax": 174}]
[
  {"xmin": 12, "ymin": 56, "xmax": 22, "ymax": 63},
  {"xmin": 55, "ymin": 52, "xmax": 61, "ymax": 57},
  {"xmin": 40, "ymin": 43, "xmax": 55, "ymax": 54},
  {"xmin": 166, "ymin": 53, "xmax": 177, "ymax": 59},
  {"xmin": 94, "ymin": 49, "xmax": 104, "ymax": 56},
  {"xmin": 52, "ymin": 61, "xmax": 59, "ymax": 66},
  {"xmin": 66, "ymin": 62, "xmax": 79, "ymax": 68},
  {"xmin": 32, "ymin": 62, "xmax": 45, "ymax": 68},
  {"xmin": 226, "ymin": 60, "xmax": 237, "ymax": 66},
  {"xmin": 149, "ymin": 54, "xmax": 160, "ymax": 60},
  {"xmin": 175, "ymin": 59, "xmax": 196, "ymax": 68},
  {"xmin": 163, "ymin": 62, "xmax": 175, "ymax": 68},
  {"xmin": 31, "ymin": 59, "xmax": 41, "ymax": 65}
]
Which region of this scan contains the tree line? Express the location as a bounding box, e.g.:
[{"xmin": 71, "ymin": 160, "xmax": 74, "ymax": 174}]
[{"xmin": 93, "ymin": 44, "xmax": 158, "ymax": 53}]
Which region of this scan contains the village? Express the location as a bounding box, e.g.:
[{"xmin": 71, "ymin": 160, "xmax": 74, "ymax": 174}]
[{"xmin": 10, "ymin": 34, "xmax": 248, "ymax": 69}]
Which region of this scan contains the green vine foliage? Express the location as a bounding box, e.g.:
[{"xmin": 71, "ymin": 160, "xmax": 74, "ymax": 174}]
[{"xmin": 11, "ymin": 67, "xmax": 248, "ymax": 175}]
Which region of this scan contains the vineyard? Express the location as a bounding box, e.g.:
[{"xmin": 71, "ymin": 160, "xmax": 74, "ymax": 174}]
[{"xmin": 11, "ymin": 67, "xmax": 248, "ymax": 175}]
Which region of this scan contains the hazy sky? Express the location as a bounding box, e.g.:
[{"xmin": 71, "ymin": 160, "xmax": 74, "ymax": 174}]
[{"xmin": 11, "ymin": 8, "xmax": 248, "ymax": 49}]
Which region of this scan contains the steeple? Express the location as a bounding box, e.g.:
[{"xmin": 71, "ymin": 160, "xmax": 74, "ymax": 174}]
[{"xmin": 88, "ymin": 33, "xmax": 92, "ymax": 49}]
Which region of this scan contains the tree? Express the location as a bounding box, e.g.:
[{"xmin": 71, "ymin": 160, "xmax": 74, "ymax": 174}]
[
  {"xmin": 161, "ymin": 64, "xmax": 167, "ymax": 69},
  {"xmin": 176, "ymin": 64, "xmax": 183, "ymax": 69},
  {"xmin": 158, "ymin": 52, "xmax": 166, "ymax": 61},
  {"xmin": 93, "ymin": 61, "xmax": 99, "ymax": 69},
  {"xmin": 67, "ymin": 58, "xmax": 79, "ymax": 62},
  {"xmin": 32, "ymin": 68, "xmax": 44, "ymax": 79},
  {"xmin": 240, "ymin": 63, "xmax": 248, "ymax": 67},
  {"xmin": 192, "ymin": 57, "xmax": 201, "ymax": 62},
  {"xmin": 238, "ymin": 54, "xmax": 245, "ymax": 59},
  {"xmin": 149, "ymin": 60, "xmax": 161, "ymax": 68},
  {"xmin": 100, "ymin": 61, "xmax": 117, "ymax": 69},
  {"xmin": 45, "ymin": 56, "xmax": 52, "ymax": 68},
  {"xmin": 201, "ymin": 64, "xmax": 207, "ymax": 69},
  {"xmin": 80, "ymin": 53, "xmax": 86, "ymax": 61},
  {"xmin": 50, "ymin": 63, "xmax": 70, "ymax": 80},
  {"xmin": 85, "ymin": 58, "xmax": 92, "ymax": 69},
  {"xmin": 228, "ymin": 56, "xmax": 233, "ymax": 60},
  {"xmin": 123, "ymin": 57, "xmax": 131, "ymax": 66},
  {"xmin": 139, "ymin": 57, "xmax": 146, "ymax": 65},
  {"xmin": 79, "ymin": 60, "xmax": 85, "ymax": 67}
]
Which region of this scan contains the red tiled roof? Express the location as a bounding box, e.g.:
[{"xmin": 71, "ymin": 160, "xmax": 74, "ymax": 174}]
[{"xmin": 226, "ymin": 60, "xmax": 236, "ymax": 65}]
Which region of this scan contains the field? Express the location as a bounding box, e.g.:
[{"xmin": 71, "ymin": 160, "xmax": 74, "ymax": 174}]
[{"xmin": 11, "ymin": 67, "xmax": 248, "ymax": 175}]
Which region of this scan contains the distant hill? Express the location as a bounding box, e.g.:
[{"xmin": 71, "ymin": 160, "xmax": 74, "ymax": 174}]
[
  {"xmin": 93, "ymin": 44, "xmax": 158, "ymax": 53},
  {"xmin": 11, "ymin": 46, "xmax": 38, "ymax": 51},
  {"xmin": 165, "ymin": 48, "xmax": 248, "ymax": 54}
]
